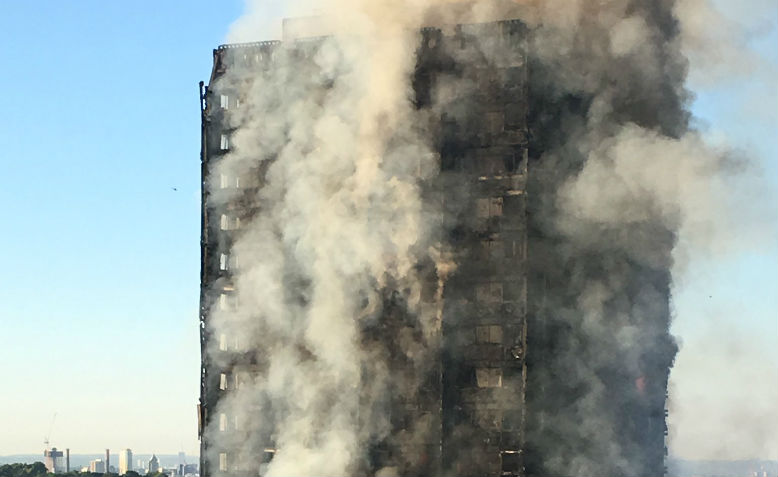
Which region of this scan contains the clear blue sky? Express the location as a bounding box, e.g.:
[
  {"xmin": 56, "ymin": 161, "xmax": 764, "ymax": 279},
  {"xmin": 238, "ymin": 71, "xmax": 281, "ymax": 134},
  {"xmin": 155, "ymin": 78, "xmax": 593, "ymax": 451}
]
[
  {"xmin": 0, "ymin": 1, "xmax": 249, "ymax": 456},
  {"xmin": 0, "ymin": 0, "xmax": 775, "ymax": 461}
]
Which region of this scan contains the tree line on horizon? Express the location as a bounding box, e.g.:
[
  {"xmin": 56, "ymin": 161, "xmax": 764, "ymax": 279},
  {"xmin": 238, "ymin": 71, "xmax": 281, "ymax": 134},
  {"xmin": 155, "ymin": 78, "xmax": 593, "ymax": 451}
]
[{"xmin": 0, "ymin": 463, "xmax": 168, "ymax": 477}]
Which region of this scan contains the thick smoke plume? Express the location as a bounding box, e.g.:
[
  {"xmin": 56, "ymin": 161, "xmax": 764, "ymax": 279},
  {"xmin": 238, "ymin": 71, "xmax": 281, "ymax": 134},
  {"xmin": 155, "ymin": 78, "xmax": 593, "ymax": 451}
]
[{"xmin": 204, "ymin": 0, "xmax": 773, "ymax": 475}]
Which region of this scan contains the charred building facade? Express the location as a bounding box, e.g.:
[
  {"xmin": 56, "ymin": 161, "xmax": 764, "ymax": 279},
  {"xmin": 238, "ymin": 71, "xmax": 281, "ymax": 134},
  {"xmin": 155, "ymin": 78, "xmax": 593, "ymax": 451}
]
[{"xmin": 199, "ymin": 17, "xmax": 674, "ymax": 477}]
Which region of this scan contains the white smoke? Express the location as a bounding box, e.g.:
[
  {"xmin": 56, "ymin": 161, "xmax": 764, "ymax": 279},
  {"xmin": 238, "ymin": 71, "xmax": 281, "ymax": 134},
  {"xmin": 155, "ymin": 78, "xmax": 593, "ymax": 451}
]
[{"xmin": 207, "ymin": 2, "xmax": 446, "ymax": 475}]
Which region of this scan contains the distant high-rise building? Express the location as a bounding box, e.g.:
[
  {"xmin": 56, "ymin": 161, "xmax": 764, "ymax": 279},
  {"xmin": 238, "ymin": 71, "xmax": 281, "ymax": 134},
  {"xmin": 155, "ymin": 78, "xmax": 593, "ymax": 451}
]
[
  {"xmin": 43, "ymin": 447, "xmax": 65, "ymax": 473},
  {"xmin": 119, "ymin": 449, "xmax": 133, "ymax": 475},
  {"xmin": 89, "ymin": 459, "xmax": 105, "ymax": 473},
  {"xmin": 149, "ymin": 455, "xmax": 160, "ymax": 474},
  {"xmin": 178, "ymin": 452, "xmax": 186, "ymax": 475}
]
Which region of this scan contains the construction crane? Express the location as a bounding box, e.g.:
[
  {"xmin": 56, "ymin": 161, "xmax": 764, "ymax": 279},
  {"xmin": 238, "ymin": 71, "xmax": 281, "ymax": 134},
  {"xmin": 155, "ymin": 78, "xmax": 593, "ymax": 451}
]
[{"xmin": 43, "ymin": 412, "xmax": 57, "ymax": 450}]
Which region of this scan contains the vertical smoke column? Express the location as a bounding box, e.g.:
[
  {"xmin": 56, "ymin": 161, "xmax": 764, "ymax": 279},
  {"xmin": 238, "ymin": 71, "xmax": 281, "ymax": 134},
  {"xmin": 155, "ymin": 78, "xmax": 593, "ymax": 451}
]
[{"xmin": 204, "ymin": 1, "xmax": 445, "ymax": 476}]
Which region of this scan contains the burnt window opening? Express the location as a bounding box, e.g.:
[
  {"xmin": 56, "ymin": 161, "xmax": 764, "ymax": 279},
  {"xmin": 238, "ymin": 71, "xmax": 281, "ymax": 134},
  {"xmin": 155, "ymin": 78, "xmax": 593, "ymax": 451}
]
[
  {"xmin": 478, "ymin": 156, "xmax": 505, "ymax": 176},
  {"xmin": 476, "ymin": 325, "xmax": 503, "ymax": 344},
  {"xmin": 501, "ymin": 451, "xmax": 522, "ymax": 475},
  {"xmin": 504, "ymin": 152, "xmax": 520, "ymax": 173},
  {"xmin": 476, "ymin": 367, "xmax": 503, "ymax": 388},
  {"xmin": 219, "ymin": 373, "xmax": 228, "ymax": 390},
  {"xmin": 503, "ymin": 195, "xmax": 524, "ymax": 216},
  {"xmin": 220, "ymin": 134, "xmax": 230, "ymax": 151},
  {"xmin": 503, "ymin": 280, "xmax": 524, "ymax": 303},
  {"xmin": 505, "ymin": 103, "xmax": 525, "ymax": 130},
  {"xmin": 475, "ymin": 409, "xmax": 502, "ymax": 429},
  {"xmin": 481, "ymin": 238, "xmax": 505, "ymax": 260},
  {"xmin": 485, "ymin": 111, "xmax": 504, "ymax": 137},
  {"xmin": 503, "ymin": 66, "xmax": 524, "ymax": 87},
  {"xmin": 510, "ymin": 237, "xmax": 526, "ymax": 260},
  {"xmin": 476, "ymin": 282, "xmax": 503, "ymax": 304},
  {"xmin": 476, "ymin": 197, "xmax": 503, "ymax": 218}
]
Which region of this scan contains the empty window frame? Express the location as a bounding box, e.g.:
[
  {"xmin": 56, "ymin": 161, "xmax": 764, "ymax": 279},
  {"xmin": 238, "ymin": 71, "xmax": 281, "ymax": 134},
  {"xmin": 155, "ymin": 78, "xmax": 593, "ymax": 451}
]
[
  {"xmin": 504, "ymin": 103, "xmax": 525, "ymax": 130},
  {"xmin": 220, "ymin": 173, "xmax": 241, "ymax": 189},
  {"xmin": 476, "ymin": 282, "xmax": 503, "ymax": 304},
  {"xmin": 476, "ymin": 367, "xmax": 503, "ymax": 388},
  {"xmin": 503, "ymin": 280, "xmax": 525, "ymax": 303},
  {"xmin": 475, "ymin": 325, "xmax": 503, "ymax": 344},
  {"xmin": 220, "ymin": 134, "xmax": 230, "ymax": 151},
  {"xmin": 480, "ymin": 238, "xmax": 505, "ymax": 260},
  {"xmin": 479, "ymin": 156, "xmax": 505, "ymax": 176},
  {"xmin": 234, "ymin": 371, "xmax": 246, "ymax": 390},
  {"xmin": 509, "ymin": 236, "xmax": 526, "ymax": 259},
  {"xmin": 219, "ymin": 293, "xmax": 238, "ymax": 310},
  {"xmin": 476, "ymin": 197, "xmax": 503, "ymax": 218},
  {"xmin": 220, "ymin": 94, "xmax": 229, "ymax": 110},
  {"xmin": 485, "ymin": 111, "xmax": 504, "ymax": 136},
  {"xmin": 475, "ymin": 409, "xmax": 502, "ymax": 429},
  {"xmin": 220, "ymin": 214, "xmax": 240, "ymax": 231}
]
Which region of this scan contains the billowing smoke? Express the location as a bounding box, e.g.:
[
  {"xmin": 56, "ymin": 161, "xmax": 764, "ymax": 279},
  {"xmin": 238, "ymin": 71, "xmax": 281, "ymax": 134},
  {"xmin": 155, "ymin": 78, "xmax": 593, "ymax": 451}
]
[
  {"xmin": 206, "ymin": 2, "xmax": 444, "ymax": 475},
  {"xmin": 202, "ymin": 0, "xmax": 773, "ymax": 475}
]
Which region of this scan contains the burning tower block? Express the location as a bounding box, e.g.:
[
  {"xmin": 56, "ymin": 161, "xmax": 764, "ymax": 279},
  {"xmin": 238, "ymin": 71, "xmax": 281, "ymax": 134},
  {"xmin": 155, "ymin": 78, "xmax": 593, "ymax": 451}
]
[{"xmin": 198, "ymin": 16, "xmax": 673, "ymax": 477}]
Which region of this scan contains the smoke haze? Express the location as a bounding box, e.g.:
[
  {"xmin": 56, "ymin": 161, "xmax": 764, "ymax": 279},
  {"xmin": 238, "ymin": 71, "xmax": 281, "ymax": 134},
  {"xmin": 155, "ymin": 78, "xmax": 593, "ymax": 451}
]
[{"xmin": 203, "ymin": 0, "xmax": 777, "ymax": 475}]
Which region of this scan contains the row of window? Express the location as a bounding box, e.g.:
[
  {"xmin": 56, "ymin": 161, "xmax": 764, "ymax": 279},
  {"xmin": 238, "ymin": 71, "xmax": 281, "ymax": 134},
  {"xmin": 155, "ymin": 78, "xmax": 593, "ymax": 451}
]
[
  {"xmin": 220, "ymin": 214, "xmax": 241, "ymax": 231},
  {"xmin": 477, "ymin": 197, "xmax": 504, "ymax": 218},
  {"xmin": 217, "ymin": 450, "xmax": 274, "ymax": 473},
  {"xmin": 215, "ymin": 365, "xmax": 503, "ymax": 393},
  {"xmin": 480, "ymin": 238, "xmax": 525, "ymax": 260},
  {"xmin": 219, "ymin": 253, "xmax": 238, "ymax": 271},
  {"xmin": 476, "ymin": 196, "xmax": 525, "ymax": 219},
  {"xmin": 219, "ymin": 94, "xmax": 242, "ymax": 110},
  {"xmin": 475, "ymin": 282, "xmax": 522, "ymax": 304},
  {"xmin": 216, "ymin": 283, "xmax": 521, "ymax": 315},
  {"xmin": 218, "ymin": 292, "xmax": 238, "ymax": 311},
  {"xmin": 219, "ymin": 370, "xmax": 251, "ymax": 391},
  {"xmin": 218, "ymin": 412, "xmax": 241, "ymax": 432}
]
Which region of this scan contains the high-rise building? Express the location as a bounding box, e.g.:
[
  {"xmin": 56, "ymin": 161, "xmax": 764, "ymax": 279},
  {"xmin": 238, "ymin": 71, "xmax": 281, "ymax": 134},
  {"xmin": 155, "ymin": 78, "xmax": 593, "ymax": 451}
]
[
  {"xmin": 119, "ymin": 449, "xmax": 133, "ymax": 475},
  {"xmin": 89, "ymin": 459, "xmax": 106, "ymax": 474},
  {"xmin": 198, "ymin": 14, "xmax": 676, "ymax": 477},
  {"xmin": 148, "ymin": 455, "xmax": 160, "ymax": 474},
  {"xmin": 43, "ymin": 447, "xmax": 65, "ymax": 473}
]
